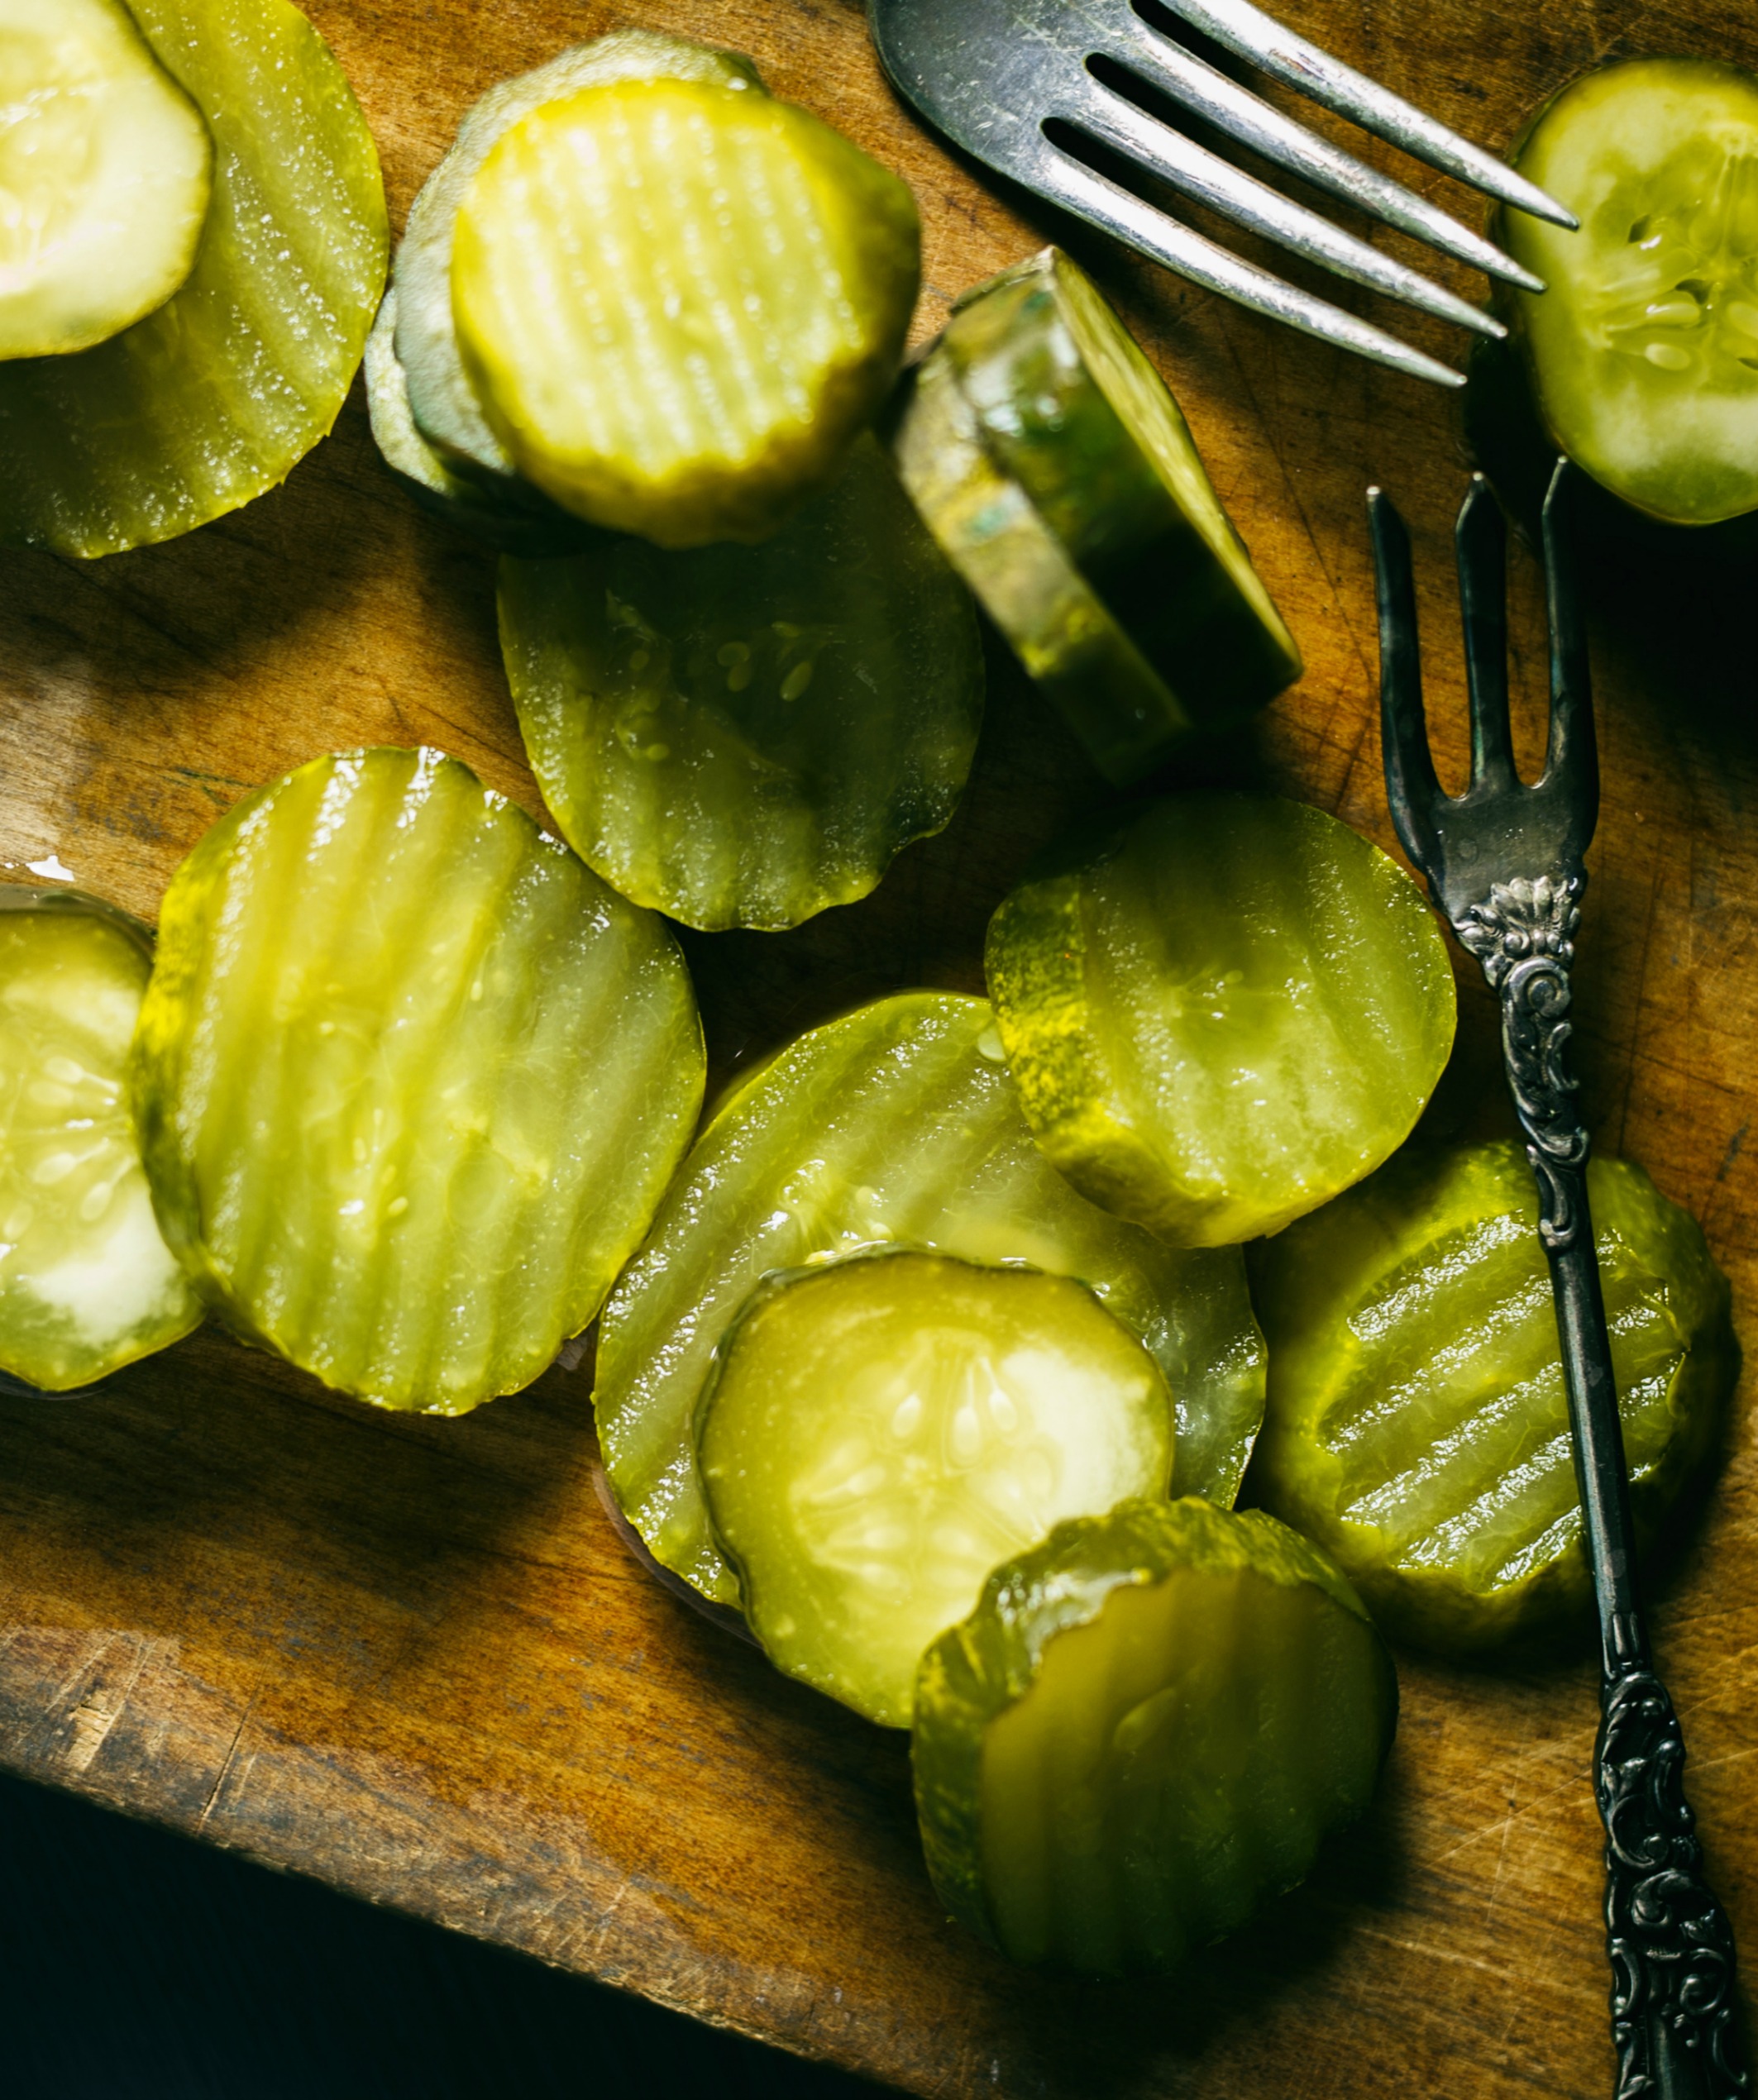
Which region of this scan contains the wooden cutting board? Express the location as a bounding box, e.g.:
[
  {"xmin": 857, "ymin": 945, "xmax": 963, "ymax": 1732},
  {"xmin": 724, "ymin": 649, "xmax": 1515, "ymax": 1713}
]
[{"xmin": 2, "ymin": 1, "xmax": 1754, "ymax": 2093}]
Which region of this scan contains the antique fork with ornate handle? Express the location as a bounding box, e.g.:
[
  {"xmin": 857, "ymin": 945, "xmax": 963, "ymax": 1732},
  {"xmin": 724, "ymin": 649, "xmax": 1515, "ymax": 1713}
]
[{"xmin": 1368, "ymin": 463, "xmax": 1746, "ymax": 2100}]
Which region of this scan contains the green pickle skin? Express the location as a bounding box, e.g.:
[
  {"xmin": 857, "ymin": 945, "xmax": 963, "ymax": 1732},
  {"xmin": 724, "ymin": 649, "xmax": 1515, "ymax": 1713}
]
[
  {"xmin": 1249, "ymin": 1139, "xmax": 1740, "ymax": 1654},
  {"xmin": 912, "ymin": 1496, "xmax": 1397, "ymax": 1974}
]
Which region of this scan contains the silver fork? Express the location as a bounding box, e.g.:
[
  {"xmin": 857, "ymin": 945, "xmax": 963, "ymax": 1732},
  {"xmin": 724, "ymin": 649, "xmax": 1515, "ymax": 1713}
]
[{"xmin": 867, "ymin": 0, "xmax": 1577, "ymax": 387}]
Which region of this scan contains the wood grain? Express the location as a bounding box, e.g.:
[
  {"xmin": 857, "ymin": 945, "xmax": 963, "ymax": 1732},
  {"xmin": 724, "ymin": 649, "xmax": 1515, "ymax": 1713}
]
[{"xmin": 2, "ymin": 1, "xmax": 1755, "ymax": 2094}]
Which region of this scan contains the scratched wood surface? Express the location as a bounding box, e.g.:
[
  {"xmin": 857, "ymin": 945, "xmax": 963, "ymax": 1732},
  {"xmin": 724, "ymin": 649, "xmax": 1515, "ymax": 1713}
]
[{"xmin": 2, "ymin": 1, "xmax": 1754, "ymax": 2094}]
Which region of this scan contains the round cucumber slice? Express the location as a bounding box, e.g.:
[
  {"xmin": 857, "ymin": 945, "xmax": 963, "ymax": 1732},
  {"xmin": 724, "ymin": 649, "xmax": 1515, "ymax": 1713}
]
[
  {"xmin": 698, "ymin": 1251, "xmax": 1175, "ymax": 1726},
  {"xmin": 131, "ymin": 747, "xmax": 704, "ymax": 1416},
  {"xmin": 1249, "ymin": 1139, "xmax": 1738, "ymax": 1654},
  {"xmin": 986, "ymin": 794, "xmax": 1457, "ymax": 1248},
  {"xmin": 912, "ymin": 1496, "xmax": 1397, "ymax": 1974},
  {"xmin": 0, "ymin": 0, "xmax": 386, "ymax": 558},
  {"xmin": 0, "ymin": 0, "xmax": 212, "ymax": 360},
  {"xmin": 595, "ymin": 990, "xmax": 1264, "ymax": 1607},
  {"xmin": 1499, "ymin": 57, "xmax": 1758, "ymax": 526},
  {"xmin": 451, "ymin": 74, "xmax": 920, "ymax": 546},
  {"xmin": 394, "ymin": 30, "xmax": 765, "ymax": 497},
  {"xmin": 0, "ymin": 889, "xmax": 201, "ymax": 1391},
  {"xmin": 498, "ymin": 434, "xmax": 983, "ymax": 932}
]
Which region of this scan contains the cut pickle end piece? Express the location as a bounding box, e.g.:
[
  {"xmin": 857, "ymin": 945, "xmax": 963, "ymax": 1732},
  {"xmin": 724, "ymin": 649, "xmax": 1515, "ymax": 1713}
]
[
  {"xmin": 395, "ymin": 31, "xmax": 765, "ymax": 492},
  {"xmin": 499, "ymin": 435, "xmax": 983, "ymax": 931},
  {"xmin": 986, "ymin": 794, "xmax": 1456, "ymax": 1247},
  {"xmin": 0, "ymin": 889, "xmax": 201, "ymax": 1391},
  {"xmin": 1499, "ymin": 58, "xmax": 1758, "ymax": 526},
  {"xmin": 913, "ymin": 1496, "xmax": 1397, "ymax": 1974},
  {"xmin": 595, "ymin": 991, "xmax": 1264, "ymax": 1606},
  {"xmin": 131, "ymin": 747, "xmax": 704, "ymax": 1415},
  {"xmin": 452, "ymin": 75, "xmax": 920, "ymax": 546},
  {"xmin": 698, "ymin": 1251, "xmax": 1175, "ymax": 1726},
  {"xmin": 0, "ymin": 0, "xmax": 212, "ymax": 360},
  {"xmin": 0, "ymin": 0, "xmax": 386, "ymax": 557},
  {"xmin": 1249, "ymin": 1139, "xmax": 1739, "ymax": 1653}
]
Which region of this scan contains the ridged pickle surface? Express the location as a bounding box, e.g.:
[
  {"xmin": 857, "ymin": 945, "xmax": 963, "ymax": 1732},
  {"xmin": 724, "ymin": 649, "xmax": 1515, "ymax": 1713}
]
[
  {"xmin": 0, "ymin": 0, "xmax": 385, "ymax": 557},
  {"xmin": 0, "ymin": 898, "xmax": 201, "ymax": 1391},
  {"xmin": 499, "ymin": 435, "xmax": 983, "ymax": 931},
  {"xmin": 986, "ymin": 794, "xmax": 1456, "ymax": 1247},
  {"xmin": 1249, "ymin": 1139, "xmax": 1738, "ymax": 1652},
  {"xmin": 912, "ymin": 1496, "xmax": 1397, "ymax": 1974},
  {"xmin": 132, "ymin": 747, "xmax": 704, "ymax": 1415},
  {"xmin": 698, "ymin": 1252, "xmax": 1174, "ymax": 1725},
  {"xmin": 595, "ymin": 991, "xmax": 1264, "ymax": 1606},
  {"xmin": 0, "ymin": 0, "xmax": 212, "ymax": 360},
  {"xmin": 1500, "ymin": 58, "xmax": 1758, "ymax": 525},
  {"xmin": 451, "ymin": 75, "xmax": 920, "ymax": 546}
]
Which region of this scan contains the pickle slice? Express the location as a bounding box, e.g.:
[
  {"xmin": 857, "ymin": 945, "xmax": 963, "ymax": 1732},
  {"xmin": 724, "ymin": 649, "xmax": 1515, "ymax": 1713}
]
[
  {"xmin": 132, "ymin": 747, "xmax": 704, "ymax": 1416},
  {"xmin": 913, "ymin": 1496, "xmax": 1397, "ymax": 1974},
  {"xmin": 698, "ymin": 1251, "xmax": 1175, "ymax": 1726},
  {"xmin": 1499, "ymin": 58, "xmax": 1758, "ymax": 527},
  {"xmin": 0, "ymin": 0, "xmax": 386, "ymax": 557},
  {"xmin": 499, "ymin": 435, "xmax": 983, "ymax": 932},
  {"xmin": 940, "ymin": 249, "xmax": 1302, "ymax": 779},
  {"xmin": 0, "ymin": 0, "xmax": 212, "ymax": 360},
  {"xmin": 452, "ymin": 74, "xmax": 920, "ymax": 546},
  {"xmin": 0, "ymin": 890, "xmax": 201, "ymax": 1391},
  {"xmin": 1249, "ymin": 1139, "xmax": 1739, "ymax": 1654},
  {"xmin": 394, "ymin": 31, "xmax": 764, "ymax": 497},
  {"xmin": 595, "ymin": 991, "xmax": 1264, "ymax": 1606},
  {"xmin": 986, "ymin": 794, "xmax": 1456, "ymax": 1248}
]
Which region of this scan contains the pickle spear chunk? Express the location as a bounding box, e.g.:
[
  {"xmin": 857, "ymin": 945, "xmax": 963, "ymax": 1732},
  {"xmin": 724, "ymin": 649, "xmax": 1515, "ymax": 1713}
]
[
  {"xmin": 1249, "ymin": 1140, "xmax": 1738, "ymax": 1653},
  {"xmin": 986, "ymin": 794, "xmax": 1456, "ymax": 1247},
  {"xmin": 132, "ymin": 747, "xmax": 704, "ymax": 1415},
  {"xmin": 0, "ymin": 893, "xmax": 201, "ymax": 1391},
  {"xmin": 698, "ymin": 1252, "xmax": 1174, "ymax": 1726},
  {"xmin": 499, "ymin": 435, "xmax": 983, "ymax": 931},
  {"xmin": 913, "ymin": 1496, "xmax": 1397, "ymax": 1973},
  {"xmin": 596, "ymin": 992, "xmax": 1264, "ymax": 1606},
  {"xmin": 0, "ymin": 0, "xmax": 212, "ymax": 360}
]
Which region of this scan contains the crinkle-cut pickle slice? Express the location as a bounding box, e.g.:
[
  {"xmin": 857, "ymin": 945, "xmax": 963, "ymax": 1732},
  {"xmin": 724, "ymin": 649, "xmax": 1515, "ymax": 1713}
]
[
  {"xmin": 986, "ymin": 793, "xmax": 1456, "ymax": 1248},
  {"xmin": 913, "ymin": 1496, "xmax": 1397, "ymax": 1974},
  {"xmin": 499, "ymin": 435, "xmax": 983, "ymax": 933},
  {"xmin": 0, "ymin": 0, "xmax": 386, "ymax": 558},
  {"xmin": 1499, "ymin": 58, "xmax": 1758, "ymax": 527},
  {"xmin": 698, "ymin": 1251, "xmax": 1175, "ymax": 1727},
  {"xmin": 131, "ymin": 747, "xmax": 705, "ymax": 1416},
  {"xmin": 595, "ymin": 990, "xmax": 1265, "ymax": 1607},
  {"xmin": 0, "ymin": 890, "xmax": 201, "ymax": 1391},
  {"xmin": 394, "ymin": 29, "xmax": 764, "ymax": 495},
  {"xmin": 1249, "ymin": 1139, "xmax": 1738, "ymax": 1654},
  {"xmin": 452, "ymin": 74, "xmax": 920, "ymax": 546},
  {"xmin": 0, "ymin": 0, "xmax": 212, "ymax": 360},
  {"xmin": 941, "ymin": 248, "xmax": 1302, "ymax": 780}
]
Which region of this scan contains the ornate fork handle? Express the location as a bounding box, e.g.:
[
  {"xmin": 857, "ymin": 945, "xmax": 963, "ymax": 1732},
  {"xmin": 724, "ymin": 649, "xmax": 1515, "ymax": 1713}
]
[{"xmin": 1457, "ymin": 873, "xmax": 1747, "ymax": 2100}]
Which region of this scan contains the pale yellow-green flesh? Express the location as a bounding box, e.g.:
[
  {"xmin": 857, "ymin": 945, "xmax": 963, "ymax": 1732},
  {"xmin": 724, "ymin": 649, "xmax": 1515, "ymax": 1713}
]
[
  {"xmin": 700, "ymin": 1253, "xmax": 1173, "ymax": 1726},
  {"xmin": 0, "ymin": 0, "xmax": 386, "ymax": 556},
  {"xmin": 595, "ymin": 992, "xmax": 1264, "ymax": 1606},
  {"xmin": 0, "ymin": 0, "xmax": 211, "ymax": 359},
  {"xmin": 986, "ymin": 794, "xmax": 1456, "ymax": 1247},
  {"xmin": 132, "ymin": 747, "xmax": 704, "ymax": 1415},
  {"xmin": 499, "ymin": 434, "xmax": 982, "ymax": 932},
  {"xmin": 0, "ymin": 906, "xmax": 199, "ymax": 1390},
  {"xmin": 1504, "ymin": 57, "xmax": 1758, "ymax": 524},
  {"xmin": 452, "ymin": 75, "xmax": 920, "ymax": 545},
  {"xmin": 1249, "ymin": 1141, "xmax": 1738, "ymax": 1652}
]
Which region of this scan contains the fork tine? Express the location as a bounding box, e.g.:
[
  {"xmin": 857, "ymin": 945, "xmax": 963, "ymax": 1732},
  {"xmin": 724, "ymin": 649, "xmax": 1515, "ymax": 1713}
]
[
  {"xmin": 1074, "ymin": 74, "xmax": 1503, "ymax": 337},
  {"xmin": 1368, "ymin": 486, "xmax": 1447, "ymax": 875},
  {"xmin": 1538, "ymin": 458, "xmax": 1600, "ymax": 851},
  {"xmin": 1154, "ymin": 0, "xmax": 1580, "ymax": 229},
  {"xmin": 1455, "ymin": 476, "xmax": 1518, "ymax": 792}
]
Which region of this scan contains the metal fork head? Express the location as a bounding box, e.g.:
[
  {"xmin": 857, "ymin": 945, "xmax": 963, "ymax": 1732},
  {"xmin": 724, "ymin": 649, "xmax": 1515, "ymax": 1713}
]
[
  {"xmin": 1367, "ymin": 459, "xmax": 1598, "ymax": 927},
  {"xmin": 867, "ymin": 0, "xmax": 1577, "ymax": 389}
]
